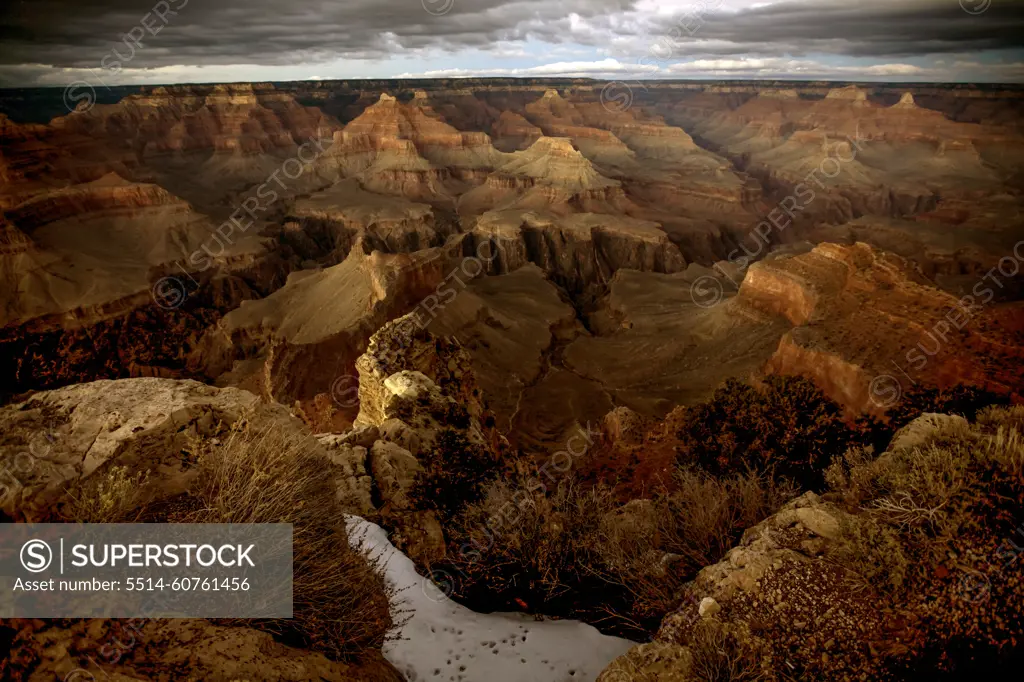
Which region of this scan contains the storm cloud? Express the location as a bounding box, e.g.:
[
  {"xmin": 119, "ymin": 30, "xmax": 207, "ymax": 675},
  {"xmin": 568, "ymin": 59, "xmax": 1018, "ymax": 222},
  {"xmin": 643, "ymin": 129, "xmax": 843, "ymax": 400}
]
[{"xmin": 0, "ymin": 0, "xmax": 1021, "ymax": 83}]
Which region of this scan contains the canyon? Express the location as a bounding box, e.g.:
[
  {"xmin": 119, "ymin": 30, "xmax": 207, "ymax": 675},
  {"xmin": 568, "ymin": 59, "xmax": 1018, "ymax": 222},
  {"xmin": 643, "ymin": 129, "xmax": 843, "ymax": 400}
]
[
  {"xmin": 1, "ymin": 78, "xmax": 1023, "ymax": 681},
  {"xmin": 2, "ymin": 79, "xmax": 1021, "ymax": 435}
]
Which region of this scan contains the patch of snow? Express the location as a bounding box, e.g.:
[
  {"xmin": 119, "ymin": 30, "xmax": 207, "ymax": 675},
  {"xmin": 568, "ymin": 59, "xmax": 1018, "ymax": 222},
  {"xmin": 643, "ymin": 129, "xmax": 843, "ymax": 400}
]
[{"xmin": 347, "ymin": 516, "xmax": 638, "ymax": 682}]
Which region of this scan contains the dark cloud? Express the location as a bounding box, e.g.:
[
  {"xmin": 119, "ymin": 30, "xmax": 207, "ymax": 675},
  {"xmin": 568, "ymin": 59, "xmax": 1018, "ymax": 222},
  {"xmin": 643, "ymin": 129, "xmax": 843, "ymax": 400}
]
[
  {"xmin": 0, "ymin": 0, "xmax": 1020, "ymax": 80},
  {"xmin": 647, "ymin": 1, "xmax": 1024, "ymax": 58},
  {"xmin": 0, "ymin": 0, "xmax": 637, "ymax": 68}
]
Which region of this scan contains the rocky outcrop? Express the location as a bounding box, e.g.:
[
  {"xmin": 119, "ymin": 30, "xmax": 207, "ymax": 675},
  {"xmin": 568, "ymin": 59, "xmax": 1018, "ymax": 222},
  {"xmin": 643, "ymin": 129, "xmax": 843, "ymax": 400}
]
[
  {"xmin": 195, "ymin": 242, "xmax": 456, "ymax": 410},
  {"xmin": 4, "ymin": 618, "xmax": 403, "ymax": 682},
  {"xmin": 307, "ymin": 311, "xmax": 502, "ymax": 562},
  {"xmin": 599, "ymin": 411, "xmax": 1023, "ymax": 681},
  {"xmin": 738, "ymin": 243, "xmax": 1024, "ymax": 414},
  {"xmin": 0, "ymin": 378, "xmax": 361, "ymax": 522},
  {"xmin": 468, "ymin": 210, "xmax": 686, "ymax": 294},
  {"xmin": 598, "ymin": 490, "xmax": 878, "ymax": 682},
  {"xmin": 353, "ymin": 313, "xmax": 491, "ymax": 440}
]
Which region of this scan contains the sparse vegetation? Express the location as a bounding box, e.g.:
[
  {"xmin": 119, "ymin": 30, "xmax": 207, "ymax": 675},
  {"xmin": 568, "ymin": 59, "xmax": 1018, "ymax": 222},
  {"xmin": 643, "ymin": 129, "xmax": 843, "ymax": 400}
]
[
  {"xmin": 687, "ymin": 621, "xmax": 767, "ymax": 682},
  {"xmin": 449, "ymin": 476, "xmax": 614, "ymax": 609},
  {"xmin": 408, "ymin": 427, "xmax": 497, "ymax": 522},
  {"xmin": 61, "ymin": 412, "xmax": 398, "ymax": 663},
  {"xmin": 442, "ymin": 467, "xmax": 793, "ymax": 632},
  {"xmin": 185, "ymin": 416, "xmax": 398, "ymax": 661},
  {"xmin": 828, "ymin": 413, "xmax": 1023, "ymax": 554},
  {"xmin": 673, "ymin": 376, "xmax": 861, "ymax": 489},
  {"xmin": 62, "ymin": 465, "xmax": 150, "ymax": 523},
  {"xmin": 596, "ymin": 470, "xmax": 796, "ymax": 622},
  {"xmin": 817, "ymin": 407, "xmax": 1024, "ymax": 676},
  {"xmin": 827, "ymin": 514, "xmax": 909, "ymax": 592}
]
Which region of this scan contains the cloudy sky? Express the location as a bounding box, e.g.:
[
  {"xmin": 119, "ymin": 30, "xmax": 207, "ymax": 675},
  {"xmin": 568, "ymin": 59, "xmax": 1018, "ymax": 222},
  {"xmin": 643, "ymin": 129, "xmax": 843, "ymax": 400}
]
[{"xmin": 0, "ymin": 0, "xmax": 1022, "ymax": 86}]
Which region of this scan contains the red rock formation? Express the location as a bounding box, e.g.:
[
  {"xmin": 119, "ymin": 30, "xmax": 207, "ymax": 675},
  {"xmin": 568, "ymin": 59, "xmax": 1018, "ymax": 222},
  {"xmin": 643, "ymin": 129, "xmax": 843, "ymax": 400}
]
[
  {"xmin": 52, "ymin": 83, "xmax": 338, "ymax": 157},
  {"xmin": 739, "ymin": 243, "xmax": 1024, "ymax": 414}
]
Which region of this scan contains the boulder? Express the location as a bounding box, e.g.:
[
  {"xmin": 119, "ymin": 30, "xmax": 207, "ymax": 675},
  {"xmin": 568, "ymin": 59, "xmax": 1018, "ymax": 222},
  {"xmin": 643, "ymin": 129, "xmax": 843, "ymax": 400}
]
[
  {"xmin": 0, "ymin": 379, "xmax": 260, "ymax": 520},
  {"xmin": 889, "ymin": 412, "xmax": 969, "ymax": 452},
  {"xmin": 0, "ymin": 378, "xmax": 378, "ymax": 522},
  {"xmin": 370, "ymin": 440, "xmax": 422, "ymax": 512}
]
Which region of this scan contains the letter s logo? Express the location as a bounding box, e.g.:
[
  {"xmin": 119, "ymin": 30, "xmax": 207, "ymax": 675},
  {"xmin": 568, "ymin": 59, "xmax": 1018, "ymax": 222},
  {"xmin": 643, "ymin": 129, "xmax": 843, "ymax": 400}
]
[{"xmin": 21, "ymin": 539, "xmax": 53, "ymax": 573}]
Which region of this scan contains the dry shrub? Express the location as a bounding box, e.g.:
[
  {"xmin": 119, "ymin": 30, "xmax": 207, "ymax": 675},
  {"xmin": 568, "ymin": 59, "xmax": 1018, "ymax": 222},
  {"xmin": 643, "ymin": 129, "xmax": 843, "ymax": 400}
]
[
  {"xmin": 823, "ymin": 446, "xmax": 876, "ymax": 500},
  {"xmin": 183, "ymin": 415, "xmax": 396, "ymax": 661},
  {"xmin": 408, "ymin": 428, "xmax": 497, "ymax": 523},
  {"xmin": 829, "ymin": 419, "xmax": 1020, "ymax": 539},
  {"xmin": 985, "ymin": 422, "xmax": 1024, "ymax": 481},
  {"xmin": 827, "ymin": 515, "xmax": 909, "ymax": 592},
  {"xmin": 447, "ymin": 468, "xmax": 791, "ymax": 630},
  {"xmin": 674, "ymin": 376, "xmax": 861, "ymax": 489},
  {"xmin": 596, "ymin": 470, "xmax": 794, "ymax": 621},
  {"xmin": 975, "ymin": 404, "xmax": 1024, "ymax": 434},
  {"xmin": 687, "ymin": 621, "xmax": 767, "ymax": 682},
  {"xmin": 450, "ymin": 476, "xmax": 615, "ymax": 606},
  {"xmin": 62, "ymin": 465, "xmax": 149, "ymax": 523},
  {"xmin": 657, "ymin": 470, "xmax": 796, "ymax": 568},
  {"xmin": 826, "ymin": 410, "xmax": 1024, "ymax": 594}
]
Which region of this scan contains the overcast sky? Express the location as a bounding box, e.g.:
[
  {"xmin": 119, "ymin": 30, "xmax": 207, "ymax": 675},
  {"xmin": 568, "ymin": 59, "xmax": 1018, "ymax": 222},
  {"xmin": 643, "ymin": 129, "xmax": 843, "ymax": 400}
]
[{"xmin": 0, "ymin": 0, "xmax": 1022, "ymax": 86}]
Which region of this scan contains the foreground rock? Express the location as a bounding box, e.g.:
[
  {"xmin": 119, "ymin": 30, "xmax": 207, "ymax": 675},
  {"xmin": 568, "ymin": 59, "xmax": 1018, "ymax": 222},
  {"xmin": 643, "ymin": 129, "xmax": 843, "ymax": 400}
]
[
  {"xmin": 0, "ymin": 377, "xmax": 412, "ymax": 680},
  {"xmin": 0, "ymin": 378, "xmax": 372, "ymax": 522},
  {"xmin": 3, "ymin": 618, "xmax": 401, "ymax": 682},
  {"xmin": 599, "ymin": 411, "xmax": 1024, "ymax": 680},
  {"xmin": 319, "ymin": 312, "xmax": 502, "ymax": 562}
]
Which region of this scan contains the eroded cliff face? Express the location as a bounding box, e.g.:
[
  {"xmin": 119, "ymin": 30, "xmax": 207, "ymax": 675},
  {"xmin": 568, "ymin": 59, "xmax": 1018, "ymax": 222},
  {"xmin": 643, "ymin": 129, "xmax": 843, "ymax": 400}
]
[
  {"xmin": 0, "ymin": 171, "xmax": 267, "ymax": 398},
  {"xmin": 1, "ymin": 80, "xmax": 1022, "ymax": 422},
  {"xmin": 52, "ymin": 83, "xmax": 338, "ymax": 158},
  {"xmin": 662, "ymin": 84, "xmax": 1023, "ymax": 237},
  {"xmin": 193, "ymin": 241, "xmax": 469, "ymax": 415},
  {"xmin": 738, "ymin": 243, "xmax": 1024, "ymax": 414},
  {"xmin": 466, "ymin": 210, "xmax": 687, "ymax": 295}
]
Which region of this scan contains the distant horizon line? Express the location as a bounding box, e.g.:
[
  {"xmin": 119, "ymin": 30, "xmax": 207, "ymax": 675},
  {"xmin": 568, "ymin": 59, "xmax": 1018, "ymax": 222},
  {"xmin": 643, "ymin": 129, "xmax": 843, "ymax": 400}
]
[{"xmin": 2, "ymin": 76, "xmax": 1024, "ymax": 91}]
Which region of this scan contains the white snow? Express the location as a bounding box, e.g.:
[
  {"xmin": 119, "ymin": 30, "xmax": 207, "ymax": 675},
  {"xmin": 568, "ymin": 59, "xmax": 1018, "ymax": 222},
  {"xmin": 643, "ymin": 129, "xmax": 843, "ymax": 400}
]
[{"xmin": 347, "ymin": 516, "xmax": 638, "ymax": 682}]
